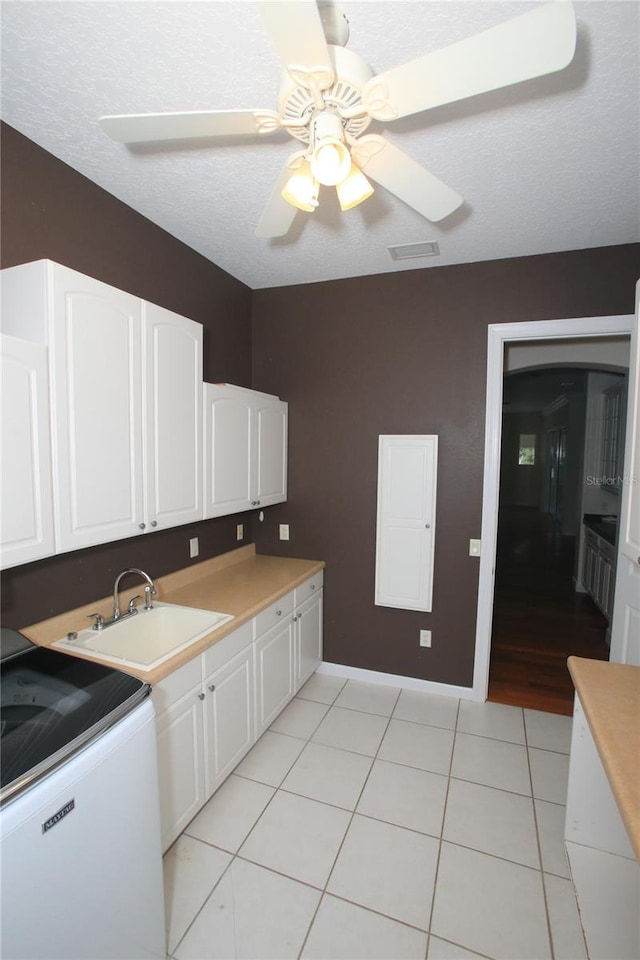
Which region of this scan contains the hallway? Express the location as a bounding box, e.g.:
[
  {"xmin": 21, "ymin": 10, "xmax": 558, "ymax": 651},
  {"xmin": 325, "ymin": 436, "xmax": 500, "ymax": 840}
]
[{"xmin": 488, "ymin": 507, "xmax": 610, "ymax": 716}]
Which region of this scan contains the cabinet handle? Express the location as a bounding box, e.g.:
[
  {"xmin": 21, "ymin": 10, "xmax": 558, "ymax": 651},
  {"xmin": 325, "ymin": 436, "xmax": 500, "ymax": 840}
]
[
  {"xmin": 150, "ymin": 520, "xmax": 158, "ymax": 528},
  {"xmin": 425, "ymin": 523, "xmax": 431, "ymax": 529},
  {"xmin": 637, "ymin": 556, "xmax": 640, "ymax": 565},
  {"xmin": 208, "ymin": 684, "xmax": 215, "ymax": 692},
  {"xmin": 138, "ymin": 522, "xmax": 146, "ymax": 530},
  {"xmin": 292, "ymin": 615, "xmax": 298, "ymax": 623},
  {"xmin": 310, "ymin": 584, "xmax": 316, "ymax": 590},
  {"xmin": 197, "ymin": 692, "xmax": 205, "ymax": 701}
]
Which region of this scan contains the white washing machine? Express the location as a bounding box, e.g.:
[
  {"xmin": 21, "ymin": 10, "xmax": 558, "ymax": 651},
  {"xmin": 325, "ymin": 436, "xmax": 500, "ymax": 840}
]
[{"xmin": 0, "ymin": 628, "xmax": 166, "ymax": 960}]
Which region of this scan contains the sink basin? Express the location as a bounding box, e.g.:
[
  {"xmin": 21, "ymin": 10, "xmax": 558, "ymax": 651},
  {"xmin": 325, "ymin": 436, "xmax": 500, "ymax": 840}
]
[{"xmin": 53, "ymin": 602, "xmax": 234, "ymax": 670}]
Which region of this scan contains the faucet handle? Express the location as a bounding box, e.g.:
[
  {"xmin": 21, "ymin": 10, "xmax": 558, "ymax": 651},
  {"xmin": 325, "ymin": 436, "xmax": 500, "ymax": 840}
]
[
  {"xmin": 87, "ymin": 612, "xmax": 104, "ymax": 631},
  {"xmin": 128, "ymin": 595, "xmax": 141, "ymax": 614}
]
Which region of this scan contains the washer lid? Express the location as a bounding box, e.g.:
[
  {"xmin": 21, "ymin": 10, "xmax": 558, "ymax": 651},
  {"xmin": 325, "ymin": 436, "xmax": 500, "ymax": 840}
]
[{"xmin": 0, "ymin": 644, "xmax": 149, "ymax": 806}]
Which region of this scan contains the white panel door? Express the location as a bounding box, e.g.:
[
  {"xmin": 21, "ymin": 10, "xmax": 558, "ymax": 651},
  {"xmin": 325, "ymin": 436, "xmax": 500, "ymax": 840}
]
[
  {"xmin": 0, "ymin": 335, "xmax": 55, "ymax": 567},
  {"xmin": 375, "ymin": 435, "xmax": 438, "ymax": 612},
  {"xmin": 203, "ymin": 384, "xmax": 253, "ymax": 518},
  {"xmin": 611, "ymin": 283, "xmax": 640, "ymax": 664},
  {"xmin": 144, "ymin": 302, "xmax": 203, "ymax": 530},
  {"xmin": 253, "ymin": 396, "xmax": 288, "ymax": 508},
  {"xmin": 50, "ymin": 266, "xmax": 144, "ymax": 552}
]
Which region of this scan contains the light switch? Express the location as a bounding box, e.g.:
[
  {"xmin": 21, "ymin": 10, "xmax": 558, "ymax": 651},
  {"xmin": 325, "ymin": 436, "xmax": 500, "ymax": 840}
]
[
  {"xmin": 279, "ymin": 524, "xmax": 290, "ymax": 541},
  {"xmin": 469, "ymin": 539, "xmax": 481, "ymax": 557}
]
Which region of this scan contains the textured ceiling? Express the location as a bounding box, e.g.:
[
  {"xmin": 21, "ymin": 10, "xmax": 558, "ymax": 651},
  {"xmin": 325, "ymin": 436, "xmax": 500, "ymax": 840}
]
[{"xmin": 1, "ymin": 1, "xmax": 638, "ymax": 289}]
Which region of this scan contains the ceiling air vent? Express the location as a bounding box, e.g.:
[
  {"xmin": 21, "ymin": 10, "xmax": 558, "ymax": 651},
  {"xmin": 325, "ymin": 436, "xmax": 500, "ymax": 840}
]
[{"xmin": 388, "ymin": 241, "xmax": 440, "ymax": 261}]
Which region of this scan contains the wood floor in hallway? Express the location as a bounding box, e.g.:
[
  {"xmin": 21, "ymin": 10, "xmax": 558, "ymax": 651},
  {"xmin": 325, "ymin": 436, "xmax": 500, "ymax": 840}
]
[{"xmin": 488, "ymin": 507, "xmax": 610, "ymax": 716}]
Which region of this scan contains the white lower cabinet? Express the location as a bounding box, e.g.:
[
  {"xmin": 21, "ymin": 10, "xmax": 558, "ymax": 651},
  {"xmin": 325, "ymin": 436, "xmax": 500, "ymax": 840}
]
[
  {"xmin": 152, "ymin": 575, "xmax": 323, "ymax": 852},
  {"xmin": 253, "ymin": 599, "xmax": 296, "ymax": 739},
  {"xmin": 152, "ymin": 658, "xmax": 205, "ymax": 852},
  {"xmin": 203, "ymin": 636, "xmax": 254, "ymax": 796}
]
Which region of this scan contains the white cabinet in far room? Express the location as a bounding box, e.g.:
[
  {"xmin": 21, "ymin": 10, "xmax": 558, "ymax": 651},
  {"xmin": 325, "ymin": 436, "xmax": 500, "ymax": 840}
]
[
  {"xmin": 0, "ymin": 334, "xmax": 55, "ymax": 568},
  {"xmin": 203, "ymin": 383, "xmax": 287, "ymax": 519},
  {"xmin": 0, "ymin": 260, "xmax": 203, "ymax": 554}
]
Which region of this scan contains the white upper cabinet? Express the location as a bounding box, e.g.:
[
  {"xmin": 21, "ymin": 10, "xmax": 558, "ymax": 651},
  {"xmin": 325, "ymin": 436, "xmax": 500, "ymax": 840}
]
[
  {"xmin": 375, "ymin": 435, "xmax": 438, "ymax": 612},
  {"xmin": 1, "ymin": 260, "xmax": 203, "ymax": 555},
  {"xmin": 203, "ymin": 383, "xmax": 287, "ymax": 519},
  {"xmin": 0, "ymin": 334, "xmax": 55, "ymax": 568},
  {"xmin": 143, "ymin": 302, "xmax": 202, "ymax": 531}
]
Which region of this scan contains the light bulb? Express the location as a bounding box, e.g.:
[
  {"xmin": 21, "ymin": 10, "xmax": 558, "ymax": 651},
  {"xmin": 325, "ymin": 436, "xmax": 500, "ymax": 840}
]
[
  {"xmin": 310, "ymin": 139, "xmax": 352, "ymax": 186},
  {"xmin": 336, "ymin": 163, "xmax": 374, "ymax": 211},
  {"xmin": 281, "ymin": 162, "xmax": 319, "ymax": 212}
]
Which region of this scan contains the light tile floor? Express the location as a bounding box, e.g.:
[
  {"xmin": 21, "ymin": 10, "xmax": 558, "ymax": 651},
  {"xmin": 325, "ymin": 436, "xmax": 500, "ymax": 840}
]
[{"xmin": 164, "ymin": 674, "xmax": 587, "ymax": 960}]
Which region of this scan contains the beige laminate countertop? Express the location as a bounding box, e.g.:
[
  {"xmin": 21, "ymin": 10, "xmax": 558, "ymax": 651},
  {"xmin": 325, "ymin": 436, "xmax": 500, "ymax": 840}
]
[
  {"xmin": 568, "ymin": 656, "xmax": 640, "ymax": 861},
  {"xmin": 23, "ymin": 545, "xmax": 325, "ymax": 685}
]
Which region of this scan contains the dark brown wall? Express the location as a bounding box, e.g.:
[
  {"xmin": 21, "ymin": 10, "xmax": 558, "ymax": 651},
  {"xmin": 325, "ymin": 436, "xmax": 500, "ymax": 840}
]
[
  {"xmin": 1, "ymin": 122, "xmax": 254, "ymax": 628},
  {"xmin": 251, "ymin": 246, "xmax": 640, "ymax": 687}
]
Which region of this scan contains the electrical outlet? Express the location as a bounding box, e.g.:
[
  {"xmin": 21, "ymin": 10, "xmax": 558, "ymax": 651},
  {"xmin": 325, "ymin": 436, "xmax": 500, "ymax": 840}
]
[
  {"xmin": 189, "ymin": 537, "xmax": 199, "ymax": 558},
  {"xmin": 236, "ymin": 523, "xmax": 244, "ymax": 541},
  {"xmin": 420, "ymin": 630, "xmax": 432, "ymax": 648},
  {"xmin": 469, "ymin": 539, "xmax": 481, "ymax": 557},
  {"xmin": 279, "ymin": 523, "xmax": 290, "ymax": 541}
]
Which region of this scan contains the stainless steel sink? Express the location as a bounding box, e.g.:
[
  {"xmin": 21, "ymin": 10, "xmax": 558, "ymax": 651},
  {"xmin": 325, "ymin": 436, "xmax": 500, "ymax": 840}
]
[{"xmin": 53, "ymin": 602, "xmax": 234, "ymax": 670}]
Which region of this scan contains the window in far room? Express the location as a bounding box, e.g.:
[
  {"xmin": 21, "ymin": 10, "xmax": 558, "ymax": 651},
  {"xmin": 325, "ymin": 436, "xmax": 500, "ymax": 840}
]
[{"xmin": 518, "ymin": 434, "xmax": 536, "ymax": 466}]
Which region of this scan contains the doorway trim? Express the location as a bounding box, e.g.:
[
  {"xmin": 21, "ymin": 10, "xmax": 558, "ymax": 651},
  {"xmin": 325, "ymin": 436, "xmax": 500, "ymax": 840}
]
[{"xmin": 472, "ymin": 314, "xmax": 634, "ymax": 700}]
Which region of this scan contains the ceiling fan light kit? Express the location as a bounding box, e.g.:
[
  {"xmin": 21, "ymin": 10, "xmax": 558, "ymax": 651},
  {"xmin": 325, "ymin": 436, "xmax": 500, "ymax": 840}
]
[{"xmin": 98, "ymin": 1, "xmax": 578, "ymax": 241}]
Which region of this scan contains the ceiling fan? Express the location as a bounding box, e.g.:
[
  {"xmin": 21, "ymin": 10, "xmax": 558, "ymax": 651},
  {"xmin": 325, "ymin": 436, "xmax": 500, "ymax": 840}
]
[{"xmin": 99, "ymin": 0, "xmax": 577, "ymax": 239}]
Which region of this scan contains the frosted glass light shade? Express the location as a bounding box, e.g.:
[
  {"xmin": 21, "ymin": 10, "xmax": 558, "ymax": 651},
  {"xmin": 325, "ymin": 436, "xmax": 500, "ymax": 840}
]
[
  {"xmin": 336, "ymin": 164, "xmax": 374, "ymax": 211},
  {"xmin": 281, "ymin": 162, "xmax": 319, "ymax": 212}
]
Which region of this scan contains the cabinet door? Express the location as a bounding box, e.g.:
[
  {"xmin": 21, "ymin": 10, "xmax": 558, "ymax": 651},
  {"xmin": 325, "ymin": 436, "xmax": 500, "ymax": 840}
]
[
  {"xmin": 253, "ymin": 396, "xmax": 288, "ymax": 508},
  {"xmin": 144, "ymin": 303, "xmax": 203, "ymax": 530},
  {"xmin": 50, "ymin": 266, "xmax": 144, "ymax": 551},
  {"xmin": 254, "ymin": 618, "xmax": 295, "ymax": 737},
  {"xmin": 296, "ymin": 590, "xmax": 323, "ymax": 689},
  {"xmin": 155, "ymin": 686, "xmax": 206, "ymax": 852},
  {"xmin": 203, "ymin": 384, "xmax": 253, "ymax": 518},
  {"xmin": 0, "ymin": 335, "xmax": 55, "ymax": 568},
  {"xmin": 203, "ymin": 646, "xmax": 254, "ymax": 797}
]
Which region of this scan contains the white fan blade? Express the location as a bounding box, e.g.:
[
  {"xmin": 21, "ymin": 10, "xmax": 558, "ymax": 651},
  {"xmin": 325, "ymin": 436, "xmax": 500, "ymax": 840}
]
[
  {"xmin": 259, "ymin": 0, "xmax": 333, "ymax": 76},
  {"xmin": 255, "ymin": 164, "xmax": 299, "ymax": 239},
  {"xmin": 351, "ymin": 136, "xmax": 463, "ymax": 222},
  {"xmin": 99, "ymin": 109, "xmax": 281, "ymax": 144},
  {"xmin": 364, "ymin": 2, "xmax": 577, "ymax": 121}
]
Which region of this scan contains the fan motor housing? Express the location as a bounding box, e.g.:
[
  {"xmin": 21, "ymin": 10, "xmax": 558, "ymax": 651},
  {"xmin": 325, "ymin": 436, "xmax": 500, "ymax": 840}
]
[{"xmin": 277, "ymin": 45, "xmax": 373, "ymax": 144}]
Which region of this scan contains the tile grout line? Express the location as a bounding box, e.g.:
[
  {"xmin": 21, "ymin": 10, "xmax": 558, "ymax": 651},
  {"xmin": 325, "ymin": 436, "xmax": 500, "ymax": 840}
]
[
  {"xmin": 296, "ymin": 680, "xmax": 404, "ymax": 959},
  {"xmin": 524, "ymin": 710, "xmax": 557, "ymax": 960},
  {"xmin": 423, "ymin": 694, "xmax": 463, "ymax": 960}
]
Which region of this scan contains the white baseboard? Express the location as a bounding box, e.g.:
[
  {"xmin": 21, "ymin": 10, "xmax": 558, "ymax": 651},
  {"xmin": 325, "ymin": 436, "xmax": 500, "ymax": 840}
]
[{"xmin": 317, "ymin": 661, "xmax": 481, "ymax": 701}]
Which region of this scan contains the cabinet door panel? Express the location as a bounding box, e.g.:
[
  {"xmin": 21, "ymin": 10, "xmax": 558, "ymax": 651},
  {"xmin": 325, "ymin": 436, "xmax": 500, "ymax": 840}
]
[
  {"xmin": 204, "ymin": 648, "xmax": 254, "ymax": 796},
  {"xmin": 144, "ymin": 304, "xmax": 203, "ymax": 528},
  {"xmin": 0, "ymin": 336, "xmax": 55, "ymax": 568},
  {"xmin": 51, "ymin": 269, "xmax": 144, "ymax": 551},
  {"xmin": 203, "ymin": 385, "xmax": 252, "ymax": 517},
  {"xmin": 155, "ymin": 689, "xmax": 205, "ymax": 852},
  {"xmin": 254, "ymin": 619, "xmax": 295, "ymax": 737},
  {"xmin": 254, "ymin": 399, "xmax": 288, "ymax": 507},
  {"xmin": 296, "ymin": 591, "xmax": 323, "ymax": 689}
]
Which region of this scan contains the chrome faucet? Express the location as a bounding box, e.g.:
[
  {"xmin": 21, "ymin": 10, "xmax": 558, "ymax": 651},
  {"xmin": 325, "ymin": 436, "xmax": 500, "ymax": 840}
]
[{"xmin": 111, "ymin": 567, "xmax": 157, "ymax": 622}]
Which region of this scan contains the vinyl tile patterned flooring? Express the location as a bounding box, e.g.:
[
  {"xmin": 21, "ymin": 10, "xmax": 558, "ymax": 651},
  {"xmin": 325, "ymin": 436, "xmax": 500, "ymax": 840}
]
[{"xmin": 163, "ymin": 673, "xmax": 586, "ymax": 960}]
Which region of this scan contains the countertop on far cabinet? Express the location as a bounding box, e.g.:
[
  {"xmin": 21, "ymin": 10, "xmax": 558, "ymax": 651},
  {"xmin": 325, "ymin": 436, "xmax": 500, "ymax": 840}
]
[
  {"xmin": 21, "ymin": 545, "xmax": 325, "ymax": 685},
  {"xmin": 568, "ymin": 656, "xmax": 640, "ymax": 861}
]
